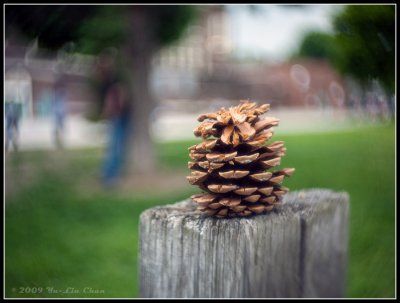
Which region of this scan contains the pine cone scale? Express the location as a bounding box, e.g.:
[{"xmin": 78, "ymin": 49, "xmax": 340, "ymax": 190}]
[{"xmin": 234, "ymin": 153, "xmax": 260, "ymax": 164}]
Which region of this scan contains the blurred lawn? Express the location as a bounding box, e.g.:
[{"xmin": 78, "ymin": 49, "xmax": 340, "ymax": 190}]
[{"xmin": 5, "ymin": 123, "xmax": 395, "ymax": 298}]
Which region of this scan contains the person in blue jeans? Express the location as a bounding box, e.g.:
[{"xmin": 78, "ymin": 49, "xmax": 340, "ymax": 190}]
[
  {"xmin": 53, "ymin": 79, "xmax": 67, "ymax": 149},
  {"xmin": 101, "ymin": 82, "xmax": 131, "ymax": 186},
  {"xmin": 5, "ymin": 101, "xmax": 22, "ymax": 152},
  {"xmin": 95, "ymin": 49, "xmax": 132, "ymax": 187}
]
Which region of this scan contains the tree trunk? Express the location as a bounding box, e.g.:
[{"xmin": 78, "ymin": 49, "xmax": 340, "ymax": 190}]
[
  {"xmin": 130, "ymin": 52, "xmax": 156, "ymax": 173},
  {"xmin": 126, "ymin": 6, "xmax": 159, "ymax": 174}
]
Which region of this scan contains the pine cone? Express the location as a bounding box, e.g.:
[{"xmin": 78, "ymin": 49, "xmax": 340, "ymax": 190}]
[{"xmin": 187, "ymin": 100, "xmax": 295, "ymax": 218}]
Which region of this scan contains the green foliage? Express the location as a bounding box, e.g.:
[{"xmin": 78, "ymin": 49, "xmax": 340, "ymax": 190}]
[
  {"xmin": 294, "ymin": 5, "xmax": 395, "ymax": 95},
  {"xmin": 77, "ymin": 6, "xmax": 129, "ymax": 55},
  {"xmin": 5, "ymin": 124, "xmax": 395, "ymax": 298},
  {"xmin": 5, "ymin": 5, "xmax": 97, "ymax": 50},
  {"xmin": 6, "ymin": 5, "xmax": 197, "ymax": 54},
  {"xmin": 293, "ymin": 31, "xmax": 341, "ymax": 63},
  {"xmin": 153, "ymin": 5, "xmax": 198, "ymax": 47},
  {"xmin": 332, "ymin": 5, "xmax": 395, "ymax": 94},
  {"xmin": 76, "ymin": 5, "xmax": 197, "ymax": 53}
]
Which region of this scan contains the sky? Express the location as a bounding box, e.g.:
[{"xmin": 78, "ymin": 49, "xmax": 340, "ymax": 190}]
[{"xmin": 226, "ymin": 4, "xmax": 345, "ymax": 62}]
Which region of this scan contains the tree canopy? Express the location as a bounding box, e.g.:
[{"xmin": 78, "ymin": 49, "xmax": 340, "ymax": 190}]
[
  {"xmin": 294, "ymin": 31, "xmax": 340, "ymax": 63},
  {"xmin": 5, "ymin": 5, "xmax": 197, "ymax": 54},
  {"xmin": 5, "ymin": 5, "xmax": 96, "ymax": 50},
  {"xmin": 293, "ymin": 5, "xmax": 395, "ymax": 95},
  {"xmin": 333, "ymin": 5, "xmax": 395, "ymax": 94}
]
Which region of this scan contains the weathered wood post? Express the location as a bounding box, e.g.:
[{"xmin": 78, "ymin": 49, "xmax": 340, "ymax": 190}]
[{"xmin": 139, "ymin": 189, "xmax": 349, "ymax": 298}]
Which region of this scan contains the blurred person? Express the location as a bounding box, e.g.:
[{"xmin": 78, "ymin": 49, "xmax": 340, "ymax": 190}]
[
  {"xmin": 53, "ymin": 78, "xmax": 67, "ymax": 149},
  {"xmin": 5, "ymin": 99, "xmax": 22, "ymax": 152},
  {"xmin": 378, "ymin": 96, "xmax": 390, "ymax": 122},
  {"xmin": 348, "ymin": 93, "xmax": 364, "ymax": 123},
  {"xmin": 95, "ymin": 48, "xmax": 132, "ymax": 187},
  {"xmin": 366, "ymin": 92, "xmax": 379, "ymax": 123},
  {"xmin": 36, "ymin": 88, "xmax": 53, "ymax": 118}
]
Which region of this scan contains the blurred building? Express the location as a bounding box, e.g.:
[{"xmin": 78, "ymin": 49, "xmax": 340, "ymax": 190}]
[
  {"xmin": 151, "ymin": 5, "xmax": 347, "ymax": 110},
  {"xmin": 242, "ymin": 58, "xmax": 346, "ymax": 108},
  {"xmin": 152, "ymin": 6, "xmax": 233, "ymax": 100},
  {"xmin": 5, "ymin": 42, "xmax": 94, "ymax": 119},
  {"xmin": 5, "ymin": 5, "xmax": 349, "ymax": 120}
]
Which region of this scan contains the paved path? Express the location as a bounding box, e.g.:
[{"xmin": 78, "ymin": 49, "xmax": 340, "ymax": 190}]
[
  {"xmin": 5, "ymin": 107, "xmax": 363, "ymax": 152},
  {"xmin": 6, "ymin": 116, "xmax": 107, "ymax": 151}
]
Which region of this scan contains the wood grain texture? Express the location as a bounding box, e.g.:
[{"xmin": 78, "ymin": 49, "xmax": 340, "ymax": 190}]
[{"xmin": 139, "ymin": 189, "xmax": 349, "ymax": 298}]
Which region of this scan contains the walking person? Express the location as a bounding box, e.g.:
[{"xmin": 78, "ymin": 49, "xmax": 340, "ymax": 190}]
[
  {"xmin": 53, "ymin": 79, "xmax": 67, "ymax": 149},
  {"xmin": 5, "ymin": 100, "xmax": 22, "ymax": 152},
  {"xmin": 95, "ymin": 48, "xmax": 132, "ymax": 187}
]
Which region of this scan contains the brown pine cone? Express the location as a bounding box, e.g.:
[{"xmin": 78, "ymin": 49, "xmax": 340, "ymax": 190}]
[{"xmin": 187, "ymin": 100, "xmax": 295, "ymax": 218}]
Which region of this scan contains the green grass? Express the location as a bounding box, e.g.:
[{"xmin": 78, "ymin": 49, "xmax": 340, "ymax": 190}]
[{"xmin": 5, "ymin": 123, "xmax": 395, "ymax": 298}]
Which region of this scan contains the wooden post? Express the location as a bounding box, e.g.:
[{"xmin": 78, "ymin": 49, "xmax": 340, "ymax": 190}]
[{"xmin": 139, "ymin": 189, "xmax": 349, "ymax": 298}]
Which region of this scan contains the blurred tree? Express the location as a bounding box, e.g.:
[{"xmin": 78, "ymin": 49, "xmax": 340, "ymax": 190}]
[
  {"xmin": 293, "ymin": 31, "xmax": 341, "ymax": 63},
  {"xmin": 333, "ymin": 5, "xmax": 395, "ymax": 95},
  {"xmin": 5, "ymin": 5, "xmax": 96, "ymax": 49},
  {"xmin": 77, "ymin": 6, "xmax": 129, "ymax": 54},
  {"xmin": 122, "ymin": 6, "xmax": 197, "ymax": 173},
  {"xmin": 293, "ymin": 5, "xmax": 394, "ymax": 97},
  {"xmin": 6, "ymin": 4, "xmax": 197, "ymax": 173}
]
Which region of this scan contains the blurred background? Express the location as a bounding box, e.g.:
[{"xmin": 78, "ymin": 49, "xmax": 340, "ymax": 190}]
[{"xmin": 4, "ymin": 4, "xmax": 395, "ymax": 298}]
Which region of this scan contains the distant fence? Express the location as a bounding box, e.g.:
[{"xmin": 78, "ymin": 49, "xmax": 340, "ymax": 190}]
[{"xmin": 139, "ymin": 189, "xmax": 349, "ymax": 298}]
